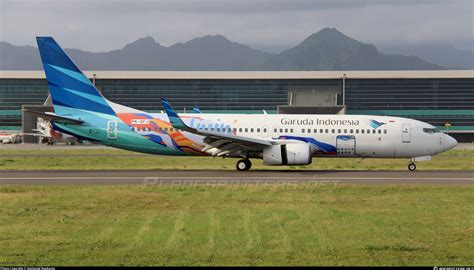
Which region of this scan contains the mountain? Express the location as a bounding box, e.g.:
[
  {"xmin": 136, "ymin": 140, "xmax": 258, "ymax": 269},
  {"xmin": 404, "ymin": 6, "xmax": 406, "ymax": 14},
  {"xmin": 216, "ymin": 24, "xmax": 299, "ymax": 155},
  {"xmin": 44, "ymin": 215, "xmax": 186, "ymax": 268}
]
[
  {"xmin": 379, "ymin": 44, "xmax": 474, "ymax": 69},
  {"xmin": 0, "ymin": 28, "xmax": 447, "ymax": 71},
  {"xmin": 262, "ymin": 28, "xmax": 443, "ymax": 70}
]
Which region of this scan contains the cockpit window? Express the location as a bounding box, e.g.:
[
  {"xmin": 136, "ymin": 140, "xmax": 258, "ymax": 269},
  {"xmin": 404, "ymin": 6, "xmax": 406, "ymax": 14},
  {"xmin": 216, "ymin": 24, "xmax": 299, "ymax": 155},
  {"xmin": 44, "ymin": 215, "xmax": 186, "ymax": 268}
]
[{"xmin": 423, "ymin": 128, "xmax": 439, "ymax": 134}]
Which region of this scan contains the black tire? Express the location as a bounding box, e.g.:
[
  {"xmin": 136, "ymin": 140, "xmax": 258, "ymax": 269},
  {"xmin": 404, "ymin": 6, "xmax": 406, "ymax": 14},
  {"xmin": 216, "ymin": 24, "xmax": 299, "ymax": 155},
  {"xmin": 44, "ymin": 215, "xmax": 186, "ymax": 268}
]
[
  {"xmin": 408, "ymin": 163, "xmax": 416, "ymax": 171},
  {"xmin": 236, "ymin": 159, "xmax": 251, "ymax": 171},
  {"xmin": 245, "ymin": 159, "xmax": 252, "ymax": 170}
]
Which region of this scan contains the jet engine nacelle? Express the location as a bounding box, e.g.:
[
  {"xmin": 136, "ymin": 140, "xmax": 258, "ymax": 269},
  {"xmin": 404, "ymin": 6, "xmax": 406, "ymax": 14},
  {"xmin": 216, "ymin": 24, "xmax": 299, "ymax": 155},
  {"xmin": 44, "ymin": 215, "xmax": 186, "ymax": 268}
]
[{"xmin": 263, "ymin": 143, "xmax": 312, "ymax": 166}]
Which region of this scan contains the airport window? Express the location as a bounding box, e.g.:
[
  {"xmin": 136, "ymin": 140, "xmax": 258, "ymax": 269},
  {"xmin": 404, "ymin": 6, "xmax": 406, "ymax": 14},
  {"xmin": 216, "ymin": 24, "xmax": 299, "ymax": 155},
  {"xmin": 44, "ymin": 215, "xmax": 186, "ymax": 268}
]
[{"xmin": 384, "ymin": 129, "xmax": 387, "ymax": 134}]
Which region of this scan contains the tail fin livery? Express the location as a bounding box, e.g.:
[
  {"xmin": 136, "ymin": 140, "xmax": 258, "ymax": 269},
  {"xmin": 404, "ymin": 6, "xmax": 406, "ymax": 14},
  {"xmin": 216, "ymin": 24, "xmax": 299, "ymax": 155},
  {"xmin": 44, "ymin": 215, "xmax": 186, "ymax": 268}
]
[{"xmin": 36, "ymin": 37, "xmax": 115, "ymax": 116}]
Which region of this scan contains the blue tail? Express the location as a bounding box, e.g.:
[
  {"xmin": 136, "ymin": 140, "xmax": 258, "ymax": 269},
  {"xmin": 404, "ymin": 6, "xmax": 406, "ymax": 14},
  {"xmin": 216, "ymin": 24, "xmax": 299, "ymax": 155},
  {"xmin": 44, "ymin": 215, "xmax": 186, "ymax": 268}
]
[{"xmin": 36, "ymin": 37, "xmax": 116, "ymax": 116}]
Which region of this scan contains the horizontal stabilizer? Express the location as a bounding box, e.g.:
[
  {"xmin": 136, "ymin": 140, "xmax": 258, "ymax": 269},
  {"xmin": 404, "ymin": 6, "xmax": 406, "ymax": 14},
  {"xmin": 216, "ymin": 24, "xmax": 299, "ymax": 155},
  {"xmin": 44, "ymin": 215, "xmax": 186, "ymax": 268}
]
[{"xmin": 23, "ymin": 109, "xmax": 84, "ymax": 124}]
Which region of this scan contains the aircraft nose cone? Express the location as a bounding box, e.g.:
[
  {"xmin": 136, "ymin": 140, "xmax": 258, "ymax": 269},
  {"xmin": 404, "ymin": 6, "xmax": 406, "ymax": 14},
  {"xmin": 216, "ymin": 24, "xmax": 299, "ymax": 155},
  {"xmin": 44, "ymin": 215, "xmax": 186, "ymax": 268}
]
[{"xmin": 444, "ymin": 134, "xmax": 457, "ymax": 151}]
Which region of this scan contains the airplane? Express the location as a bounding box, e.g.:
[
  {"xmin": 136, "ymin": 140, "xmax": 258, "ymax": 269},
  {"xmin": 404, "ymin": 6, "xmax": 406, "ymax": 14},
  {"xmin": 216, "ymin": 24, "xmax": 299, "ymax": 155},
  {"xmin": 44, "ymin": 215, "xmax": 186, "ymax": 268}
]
[
  {"xmin": 33, "ymin": 117, "xmax": 79, "ymax": 145},
  {"xmin": 32, "ymin": 37, "xmax": 457, "ymax": 171}
]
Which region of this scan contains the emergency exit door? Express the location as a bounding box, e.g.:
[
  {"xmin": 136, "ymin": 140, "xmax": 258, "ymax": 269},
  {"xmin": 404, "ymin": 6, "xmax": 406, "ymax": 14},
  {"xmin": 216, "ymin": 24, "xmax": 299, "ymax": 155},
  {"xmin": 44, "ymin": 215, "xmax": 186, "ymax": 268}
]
[
  {"xmin": 402, "ymin": 123, "xmax": 411, "ymax": 143},
  {"xmin": 107, "ymin": 121, "xmax": 118, "ymax": 140}
]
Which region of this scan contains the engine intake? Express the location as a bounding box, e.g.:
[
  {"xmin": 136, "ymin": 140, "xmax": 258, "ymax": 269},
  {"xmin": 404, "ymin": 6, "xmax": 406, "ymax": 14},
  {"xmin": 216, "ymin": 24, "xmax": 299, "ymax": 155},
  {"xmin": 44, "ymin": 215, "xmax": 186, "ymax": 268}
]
[{"xmin": 263, "ymin": 143, "xmax": 312, "ymax": 166}]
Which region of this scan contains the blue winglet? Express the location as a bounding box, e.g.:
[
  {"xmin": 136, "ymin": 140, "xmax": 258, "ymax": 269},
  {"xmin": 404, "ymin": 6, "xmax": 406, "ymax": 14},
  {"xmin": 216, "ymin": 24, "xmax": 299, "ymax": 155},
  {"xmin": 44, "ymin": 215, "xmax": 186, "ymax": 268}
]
[{"xmin": 161, "ymin": 98, "xmax": 193, "ymax": 131}]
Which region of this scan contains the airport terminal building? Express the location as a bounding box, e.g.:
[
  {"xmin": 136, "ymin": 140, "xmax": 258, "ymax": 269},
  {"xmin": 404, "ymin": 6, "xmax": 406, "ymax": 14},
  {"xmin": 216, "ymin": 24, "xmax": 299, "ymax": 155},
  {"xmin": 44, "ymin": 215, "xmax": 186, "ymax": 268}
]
[{"xmin": 1, "ymin": 70, "xmax": 473, "ymax": 141}]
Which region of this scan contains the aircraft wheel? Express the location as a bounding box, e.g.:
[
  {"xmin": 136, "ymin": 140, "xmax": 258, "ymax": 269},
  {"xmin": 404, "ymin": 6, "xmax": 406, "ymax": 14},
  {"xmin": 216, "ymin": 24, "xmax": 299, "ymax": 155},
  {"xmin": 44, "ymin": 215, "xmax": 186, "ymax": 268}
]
[
  {"xmin": 236, "ymin": 159, "xmax": 251, "ymax": 171},
  {"xmin": 408, "ymin": 163, "xmax": 416, "ymax": 171}
]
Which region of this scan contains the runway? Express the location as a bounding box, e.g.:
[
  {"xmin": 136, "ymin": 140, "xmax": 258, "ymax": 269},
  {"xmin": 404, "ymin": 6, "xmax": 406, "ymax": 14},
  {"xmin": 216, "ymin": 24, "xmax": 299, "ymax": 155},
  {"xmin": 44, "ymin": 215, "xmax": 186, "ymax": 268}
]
[{"xmin": 0, "ymin": 170, "xmax": 472, "ymax": 185}]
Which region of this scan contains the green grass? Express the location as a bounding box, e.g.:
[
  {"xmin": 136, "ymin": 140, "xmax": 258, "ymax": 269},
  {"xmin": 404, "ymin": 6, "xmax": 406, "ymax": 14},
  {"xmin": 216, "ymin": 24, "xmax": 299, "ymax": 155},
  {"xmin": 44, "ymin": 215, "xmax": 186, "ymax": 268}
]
[
  {"xmin": 0, "ymin": 184, "xmax": 472, "ymax": 266},
  {"xmin": 0, "ymin": 148, "xmax": 472, "ymax": 170}
]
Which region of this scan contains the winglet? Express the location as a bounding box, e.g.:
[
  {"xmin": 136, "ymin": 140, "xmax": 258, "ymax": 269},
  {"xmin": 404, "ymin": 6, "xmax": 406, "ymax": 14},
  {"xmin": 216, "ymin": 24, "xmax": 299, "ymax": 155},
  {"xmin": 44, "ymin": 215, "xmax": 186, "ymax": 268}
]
[{"xmin": 161, "ymin": 98, "xmax": 195, "ymax": 132}]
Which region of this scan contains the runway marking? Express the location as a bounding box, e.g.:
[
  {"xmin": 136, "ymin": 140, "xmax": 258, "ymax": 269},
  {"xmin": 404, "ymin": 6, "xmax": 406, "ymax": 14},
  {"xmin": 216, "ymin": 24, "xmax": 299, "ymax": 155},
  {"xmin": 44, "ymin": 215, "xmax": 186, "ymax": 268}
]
[{"xmin": 0, "ymin": 177, "xmax": 472, "ymax": 181}]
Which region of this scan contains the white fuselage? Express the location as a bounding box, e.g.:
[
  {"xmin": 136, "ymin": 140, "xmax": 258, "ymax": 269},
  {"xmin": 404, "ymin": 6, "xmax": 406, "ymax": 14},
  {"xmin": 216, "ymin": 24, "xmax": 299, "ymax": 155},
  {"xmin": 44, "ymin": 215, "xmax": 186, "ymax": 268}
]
[{"xmin": 145, "ymin": 113, "xmax": 457, "ymax": 158}]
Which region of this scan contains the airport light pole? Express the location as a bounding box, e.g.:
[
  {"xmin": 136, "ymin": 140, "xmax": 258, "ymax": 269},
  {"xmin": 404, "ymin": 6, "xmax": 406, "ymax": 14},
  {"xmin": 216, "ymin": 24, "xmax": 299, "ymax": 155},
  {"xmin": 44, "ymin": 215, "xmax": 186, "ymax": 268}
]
[{"xmin": 342, "ymin": 73, "xmax": 346, "ymax": 106}]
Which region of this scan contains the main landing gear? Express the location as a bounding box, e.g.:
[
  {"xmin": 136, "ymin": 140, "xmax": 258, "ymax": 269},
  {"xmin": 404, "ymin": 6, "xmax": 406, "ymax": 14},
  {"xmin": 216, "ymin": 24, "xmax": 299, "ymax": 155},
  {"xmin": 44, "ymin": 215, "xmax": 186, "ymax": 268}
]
[
  {"xmin": 408, "ymin": 162, "xmax": 416, "ymax": 171},
  {"xmin": 236, "ymin": 159, "xmax": 252, "ymax": 171}
]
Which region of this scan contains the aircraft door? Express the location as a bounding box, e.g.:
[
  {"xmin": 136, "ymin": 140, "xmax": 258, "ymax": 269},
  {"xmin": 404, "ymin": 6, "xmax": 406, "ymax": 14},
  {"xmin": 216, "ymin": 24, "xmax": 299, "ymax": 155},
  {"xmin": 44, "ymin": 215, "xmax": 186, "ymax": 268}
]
[
  {"xmin": 107, "ymin": 120, "xmax": 118, "ymax": 140},
  {"xmin": 402, "ymin": 123, "xmax": 411, "ymax": 143},
  {"xmin": 336, "ymin": 135, "xmax": 355, "ymax": 156}
]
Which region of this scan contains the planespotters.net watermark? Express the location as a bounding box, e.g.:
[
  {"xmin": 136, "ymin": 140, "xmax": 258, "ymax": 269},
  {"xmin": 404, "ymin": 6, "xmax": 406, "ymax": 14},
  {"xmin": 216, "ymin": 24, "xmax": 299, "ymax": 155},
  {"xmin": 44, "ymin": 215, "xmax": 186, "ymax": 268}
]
[{"xmin": 142, "ymin": 177, "xmax": 341, "ymax": 190}]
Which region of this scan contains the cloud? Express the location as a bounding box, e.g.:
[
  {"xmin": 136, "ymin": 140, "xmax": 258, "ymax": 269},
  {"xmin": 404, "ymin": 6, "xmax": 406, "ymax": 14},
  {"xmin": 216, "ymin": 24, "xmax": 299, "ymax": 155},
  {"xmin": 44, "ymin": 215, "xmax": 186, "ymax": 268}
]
[{"xmin": 0, "ymin": 0, "xmax": 472, "ymax": 52}]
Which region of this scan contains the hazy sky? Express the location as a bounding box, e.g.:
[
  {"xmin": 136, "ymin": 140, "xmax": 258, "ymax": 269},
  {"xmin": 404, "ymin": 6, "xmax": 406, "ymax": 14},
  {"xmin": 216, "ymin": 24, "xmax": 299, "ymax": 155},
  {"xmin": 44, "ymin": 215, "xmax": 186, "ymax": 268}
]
[{"xmin": 0, "ymin": 0, "xmax": 472, "ymax": 52}]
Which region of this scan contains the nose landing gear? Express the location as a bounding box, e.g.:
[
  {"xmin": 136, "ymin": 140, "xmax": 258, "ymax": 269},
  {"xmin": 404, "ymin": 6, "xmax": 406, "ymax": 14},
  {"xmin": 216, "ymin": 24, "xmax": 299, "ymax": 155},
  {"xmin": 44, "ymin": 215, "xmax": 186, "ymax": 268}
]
[
  {"xmin": 236, "ymin": 159, "xmax": 252, "ymax": 171},
  {"xmin": 408, "ymin": 162, "xmax": 416, "ymax": 171}
]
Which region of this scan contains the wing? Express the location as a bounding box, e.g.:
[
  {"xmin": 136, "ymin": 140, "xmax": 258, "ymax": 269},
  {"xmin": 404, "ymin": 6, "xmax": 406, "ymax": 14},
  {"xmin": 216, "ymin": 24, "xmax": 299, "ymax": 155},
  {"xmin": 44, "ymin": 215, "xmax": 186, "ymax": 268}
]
[{"xmin": 161, "ymin": 98, "xmax": 274, "ymax": 156}]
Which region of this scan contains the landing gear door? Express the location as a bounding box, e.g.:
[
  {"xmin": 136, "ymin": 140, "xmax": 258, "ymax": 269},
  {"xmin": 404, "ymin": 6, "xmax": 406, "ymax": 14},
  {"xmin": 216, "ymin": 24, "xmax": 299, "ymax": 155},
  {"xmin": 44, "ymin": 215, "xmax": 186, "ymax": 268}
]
[
  {"xmin": 336, "ymin": 135, "xmax": 355, "ymax": 156},
  {"xmin": 402, "ymin": 123, "xmax": 411, "ymax": 143},
  {"xmin": 107, "ymin": 120, "xmax": 118, "ymax": 140}
]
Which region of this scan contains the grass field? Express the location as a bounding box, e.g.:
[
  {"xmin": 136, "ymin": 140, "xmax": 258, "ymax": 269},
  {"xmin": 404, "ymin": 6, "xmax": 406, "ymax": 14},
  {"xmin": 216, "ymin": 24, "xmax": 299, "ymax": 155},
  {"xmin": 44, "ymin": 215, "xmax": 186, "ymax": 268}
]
[
  {"xmin": 0, "ymin": 148, "xmax": 472, "ymax": 170},
  {"xmin": 0, "ymin": 184, "xmax": 473, "ymax": 266}
]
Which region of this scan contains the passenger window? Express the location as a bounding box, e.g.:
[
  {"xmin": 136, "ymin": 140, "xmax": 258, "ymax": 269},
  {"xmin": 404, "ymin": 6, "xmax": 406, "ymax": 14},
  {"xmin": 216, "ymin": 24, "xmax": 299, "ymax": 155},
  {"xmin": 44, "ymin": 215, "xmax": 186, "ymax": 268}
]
[
  {"xmin": 350, "ymin": 129, "xmax": 353, "ymax": 133},
  {"xmin": 264, "ymin": 128, "xmax": 267, "ymax": 132},
  {"xmin": 378, "ymin": 129, "xmax": 382, "ymax": 134},
  {"xmin": 280, "ymin": 128, "xmax": 283, "ymax": 133},
  {"xmin": 170, "ymin": 128, "xmax": 174, "ymax": 132},
  {"xmin": 302, "ymin": 129, "xmax": 305, "ymax": 133},
  {"xmin": 239, "ymin": 128, "xmax": 242, "ymax": 132},
  {"xmin": 338, "ymin": 129, "xmax": 341, "ymax": 133},
  {"xmin": 356, "ymin": 129, "xmax": 359, "ymax": 134},
  {"xmin": 233, "ymin": 128, "xmax": 237, "ymax": 133},
  {"xmin": 325, "ymin": 129, "xmax": 329, "ymax": 133},
  {"xmin": 367, "ymin": 129, "xmax": 371, "ymax": 134},
  {"xmin": 290, "ymin": 128, "xmax": 294, "ymax": 133},
  {"xmin": 245, "ymin": 128, "xmax": 248, "ymax": 132},
  {"xmin": 250, "ymin": 128, "xmax": 254, "ymax": 133},
  {"xmin": 332, "ymin": 129, "xmax": 335, "ymax": 133},
  {"xmin": 285, "ymin": 128, "xmax": 288, "ymax": 133},
  {"xmin": 314, "ymin": 129, "xmax": 317, "ymax": 133},
  {"xmin": 257, "ymin": 128, "xmax": 260, "ymax": 133},
  {"xmin": 384, "ymin": 130, "xmax": 387, "ymax": 134},
  {"xmin": 372, "ymin": 130, "xmax": 376, "ymax": 134},
  {"xmin": 361, "ymin": 129, "xmax": 364, "ymax": 134},
  {"xmin": 307, "ymin": 128, "xmax": 311, "ymax": 133},
  {"xmin": 344, "ymin": 129, "xmax": 347, "ymax": 133},
  {"xmin": 273, "ymin": 128, "xmax": 277, "ymax": 133},
  {"xmin": 320, "ymin": 129, "xmax": 323, "ymax": 133}
]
